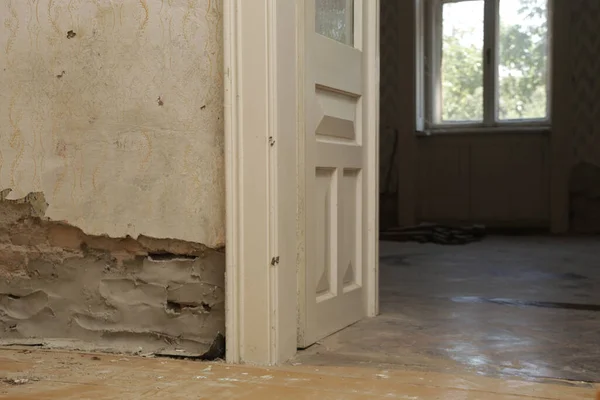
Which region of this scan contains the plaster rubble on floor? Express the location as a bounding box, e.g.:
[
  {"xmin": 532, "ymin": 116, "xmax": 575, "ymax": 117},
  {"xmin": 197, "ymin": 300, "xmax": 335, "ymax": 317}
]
[{"xmin": 0, "ymin": 349, "xmax": 594, "ymax": 399}]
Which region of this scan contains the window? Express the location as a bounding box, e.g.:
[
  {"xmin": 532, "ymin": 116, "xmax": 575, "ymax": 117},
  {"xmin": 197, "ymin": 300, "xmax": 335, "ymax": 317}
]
[{"xmin": 421, "ymin": 0, "xmax": 550, "ymax": 130}]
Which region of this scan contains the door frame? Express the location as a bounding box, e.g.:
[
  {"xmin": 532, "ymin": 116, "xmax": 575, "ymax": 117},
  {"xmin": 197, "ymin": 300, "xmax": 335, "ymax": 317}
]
[{"xmin": 223, "ymin": 0, "xmax": 380, "ymax": 365}]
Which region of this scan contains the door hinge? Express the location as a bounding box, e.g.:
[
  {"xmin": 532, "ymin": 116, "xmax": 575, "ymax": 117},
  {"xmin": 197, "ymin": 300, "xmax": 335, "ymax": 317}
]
[{"xmin": 270, "ymin": 256, "xmax": 279, "ymax": 266}]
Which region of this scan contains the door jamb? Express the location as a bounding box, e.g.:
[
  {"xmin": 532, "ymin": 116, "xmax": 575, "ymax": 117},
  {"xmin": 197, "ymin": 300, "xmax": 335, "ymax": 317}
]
[
  {"xmin": 223, "ymin": 0, "xmax": 298, "ymax": 365},
  {"xmin": 365, "ymin": 0, "xmax": 381, "ymax": 318}
]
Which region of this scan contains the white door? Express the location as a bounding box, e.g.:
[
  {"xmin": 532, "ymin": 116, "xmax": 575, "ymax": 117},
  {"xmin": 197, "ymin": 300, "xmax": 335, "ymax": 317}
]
[{"xmin": 298, "ymin": 0, "xmax": 379, "ymax": 348}]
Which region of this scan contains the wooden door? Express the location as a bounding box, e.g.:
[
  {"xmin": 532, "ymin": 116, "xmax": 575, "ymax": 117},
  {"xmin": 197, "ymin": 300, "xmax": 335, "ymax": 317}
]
[{"xmin": 299, "ymin": 0, "xmax": 379, "ymax": 347}]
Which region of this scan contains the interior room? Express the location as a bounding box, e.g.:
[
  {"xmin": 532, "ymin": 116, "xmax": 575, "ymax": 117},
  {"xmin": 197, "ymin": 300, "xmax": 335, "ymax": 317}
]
[
  {"xmin": 294, "ymin": 0, "xmax": 600, "ymax": 386},
  {"xmin": 0, "ymin": 0, "xmax": 599, "ymax": 397}
]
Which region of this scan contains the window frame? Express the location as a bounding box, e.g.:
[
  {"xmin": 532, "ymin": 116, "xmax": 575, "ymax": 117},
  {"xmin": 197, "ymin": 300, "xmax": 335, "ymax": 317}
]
[{"xmin": 419, "ymin": 0, "xmax": 552, "ymax": 133}]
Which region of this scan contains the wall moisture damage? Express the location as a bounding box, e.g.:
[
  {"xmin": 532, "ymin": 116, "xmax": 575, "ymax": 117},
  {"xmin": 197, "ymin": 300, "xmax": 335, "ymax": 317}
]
[
  {"xmin": 0, "ymin": 193, "xmax": 225, "ymax": 354},
  {"xmin": 0, "ymin": 0, "xmax": 225, "ymax": 354}
]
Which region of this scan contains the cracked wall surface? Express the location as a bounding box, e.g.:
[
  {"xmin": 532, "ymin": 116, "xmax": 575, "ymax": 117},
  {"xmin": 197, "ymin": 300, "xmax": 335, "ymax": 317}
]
[
  {"xmin": 0, "ymin": 195, "xmax": 225, "ymax": 354},
  {"xmin": 0, "ymin": 0, "xmax": 226, "ymax": 353}
]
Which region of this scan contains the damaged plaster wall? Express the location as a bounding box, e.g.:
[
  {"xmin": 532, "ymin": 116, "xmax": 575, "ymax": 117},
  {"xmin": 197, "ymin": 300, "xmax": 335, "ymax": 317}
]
[
  {"xmin": 0, "ymin": 0, "xmax": 226, "ymax": 353},
  {"xmin": 568, "ymin": 1, "xmax": 600, "ymax": 233},
  {"xmin": 0, "ymin": 193, "xmax": 225, "ymax": 354}
]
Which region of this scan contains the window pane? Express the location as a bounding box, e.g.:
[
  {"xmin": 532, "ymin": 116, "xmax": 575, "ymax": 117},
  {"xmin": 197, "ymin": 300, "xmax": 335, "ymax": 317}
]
[
  {"xmin": 498, "ymin": 0, "xmax": 548, "ymax": 120},
  {"xmin": 440, "ymin": 0, "xmax": 484, "ymax": 122},
  {"xmin": 316, "ymin": 0, "xmax": 354, "ymax": 46}
]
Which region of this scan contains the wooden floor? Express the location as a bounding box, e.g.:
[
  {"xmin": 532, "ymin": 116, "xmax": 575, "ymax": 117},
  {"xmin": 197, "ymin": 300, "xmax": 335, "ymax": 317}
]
[
  {"xmin": 0, "ymin": 348, "xmax": 596, "ymax": 399},
  {"xmin": 2, "ymin": 237, "xmax": 600, "ymax": 399}
]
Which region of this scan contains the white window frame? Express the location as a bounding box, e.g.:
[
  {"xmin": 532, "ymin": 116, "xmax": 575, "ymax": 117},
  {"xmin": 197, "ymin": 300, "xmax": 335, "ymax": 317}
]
[{"xmin": 418, "ymin": 0, "xmax": 552, "ymax": 133}]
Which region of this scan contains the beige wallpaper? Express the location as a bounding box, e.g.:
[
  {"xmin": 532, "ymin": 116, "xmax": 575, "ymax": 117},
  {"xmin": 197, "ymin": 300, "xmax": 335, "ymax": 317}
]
[
  {"xmin": 0, "ymin": 0, "xmax": 225, "ymax": 247},
  {"xmin": 570, "ymin": 0, "xmax": 600, "ymax": 167}
]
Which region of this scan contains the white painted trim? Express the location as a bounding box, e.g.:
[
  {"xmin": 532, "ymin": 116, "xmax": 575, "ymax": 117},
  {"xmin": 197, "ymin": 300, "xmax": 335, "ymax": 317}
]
[
  {"xmin": 425, "ymin": 0, "xmax": 552, "ymax": 128},
  {"xmin": 223, "ymin": 0, "xmax": 240, "ymax": 364},
  {"xmin": 273, "ymin": 0, "xmax": 301, "ymax": 364},
  {"xmin": 224, "ymin": 0, "xmax": 298, "ymax": 365},
  {"xmin": 365, "ymin": 0, "xmax": 380, "ymax": 317},
  {"xmin": 483, "ymin": 0, "xmax": 498, "ymax": 125},
  {"xmin": 429, "ymin": 0, "xmax": 443, "ymax": 125},
  {"xmin": 295, "ymin": 0, "xmax": 308, "ymax": 349},
  {"xmin": 415, "ymin": 0, "xmax": 426, "ymax": 132}
]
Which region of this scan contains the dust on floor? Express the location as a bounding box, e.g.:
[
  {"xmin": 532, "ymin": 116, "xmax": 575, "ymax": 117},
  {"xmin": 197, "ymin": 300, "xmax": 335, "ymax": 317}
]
[{"xmin": 0, "ymin": 348, "xmax": 596, "ymax": 399}]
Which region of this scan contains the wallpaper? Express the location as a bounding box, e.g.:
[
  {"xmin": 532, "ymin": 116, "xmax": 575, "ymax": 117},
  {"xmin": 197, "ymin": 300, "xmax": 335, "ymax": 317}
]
[{"xmin": 0, "ymin": 0, "xmax": 225, "ymax": 247}]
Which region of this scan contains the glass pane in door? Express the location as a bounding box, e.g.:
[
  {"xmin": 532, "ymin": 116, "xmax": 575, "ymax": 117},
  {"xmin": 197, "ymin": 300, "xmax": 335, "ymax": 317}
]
[{"xmin": 315, "ymin": 0, "xmax": 354, "ymax": 46}]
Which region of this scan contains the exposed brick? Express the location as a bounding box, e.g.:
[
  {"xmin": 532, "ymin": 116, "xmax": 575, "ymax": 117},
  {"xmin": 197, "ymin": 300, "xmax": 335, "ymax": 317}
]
[
  {"xmin": 0, "ymin": 194, "xmax": 224, "ymax": 356},
  {"xmin": 0, "ymin": 246, "xmax": 28, "ymax": 274},
  {"xmin": 9, "ymin": 219, "xmax": 49, "ymax": 247},
  {"xmin": 47, "ymin": 224, "xmax": 83, "ymax": 250}
]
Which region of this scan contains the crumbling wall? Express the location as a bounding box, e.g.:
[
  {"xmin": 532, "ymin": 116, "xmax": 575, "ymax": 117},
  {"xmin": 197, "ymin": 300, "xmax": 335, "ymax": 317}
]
[
  {"xmin": 0, "ymin": 193, "xmax": 224, "ymax": 354},
  {"xmin": 0, "ymin": 0, "xmax": 226, "ymax": 353},
  {"xmin": 568, "ymin": 1, "xmax": 600, "ymax": 233}
]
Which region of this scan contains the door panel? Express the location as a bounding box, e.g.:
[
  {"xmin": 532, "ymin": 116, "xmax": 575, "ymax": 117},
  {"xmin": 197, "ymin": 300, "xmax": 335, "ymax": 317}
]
[{"xmin": 299, "ymin": 0, "xmax": 373, "ymax": 347}]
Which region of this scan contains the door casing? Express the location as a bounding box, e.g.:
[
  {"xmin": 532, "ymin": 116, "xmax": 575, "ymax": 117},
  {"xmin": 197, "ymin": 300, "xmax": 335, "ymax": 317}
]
[{"xmin": 223, "ymin": 0, "xmax": 380, "ymax": 365}]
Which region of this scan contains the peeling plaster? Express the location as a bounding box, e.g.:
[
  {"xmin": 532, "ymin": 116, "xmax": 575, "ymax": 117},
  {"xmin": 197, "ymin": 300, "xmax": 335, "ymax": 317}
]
[
  {"xmin": 0, "ymin": 193, "xmax": 224, "ymax": 354},
  {"xmin": 0, "ymin": 0, "xmax": 226, "ymax": 352}
]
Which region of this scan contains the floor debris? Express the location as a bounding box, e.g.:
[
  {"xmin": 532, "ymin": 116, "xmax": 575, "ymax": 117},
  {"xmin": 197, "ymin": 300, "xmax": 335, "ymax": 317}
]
[
  {"xmin": 0, "ymin": 349, "xmax": 594, "ymax": 399},
  {"xmin": 380, "ymin": 223, "xmax": 486, "ymax": 245},
  {"xmin": 154, "ymin": 332, "xmax": 225, "ymax": 361}
]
